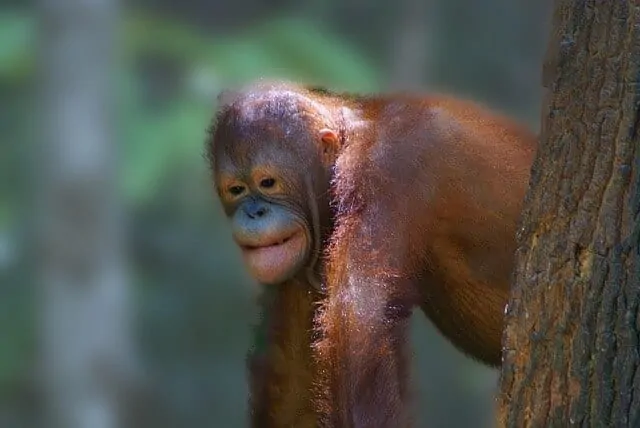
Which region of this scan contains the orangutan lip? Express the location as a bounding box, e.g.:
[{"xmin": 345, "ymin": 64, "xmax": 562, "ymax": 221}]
[{"xmin": 241, "ymin": 233, "xmax": 296, "ymax": 251}]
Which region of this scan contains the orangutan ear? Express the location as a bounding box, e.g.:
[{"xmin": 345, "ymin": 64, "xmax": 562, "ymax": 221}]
[{"xmin": 319, "ymin": 128, "xmax": 340, "ymax": 165}]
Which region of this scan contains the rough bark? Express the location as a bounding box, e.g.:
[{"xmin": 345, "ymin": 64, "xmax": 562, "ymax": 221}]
[
  {"xmin": 36, "ymin": 0, "xmax": 137, "ymax": 427},
  {"xmin": 498, "ymin": 1, "xmax": 640, "ymax": 426}
]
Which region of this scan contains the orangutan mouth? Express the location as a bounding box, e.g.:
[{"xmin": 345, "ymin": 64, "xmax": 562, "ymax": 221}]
[{"xmin": 242, "ymin": 233, "xmax": 296, "ymax": 251}]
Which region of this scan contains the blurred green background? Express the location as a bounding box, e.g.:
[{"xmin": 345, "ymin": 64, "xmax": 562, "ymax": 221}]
[{"xmin": 0, "ymin": 0, "xmax": 551, "ymax": 426}]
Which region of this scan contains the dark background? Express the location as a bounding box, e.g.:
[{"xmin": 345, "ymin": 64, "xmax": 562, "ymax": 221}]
[{"xmin": 0, "ymin": 0, "xmax": 551, "ymax": 426}]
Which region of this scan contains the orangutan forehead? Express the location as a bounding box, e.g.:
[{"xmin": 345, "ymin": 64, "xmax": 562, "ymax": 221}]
[
  {"xmin": 213, "ymin": 136, "xmax": 308, "ymax": 184},
  {"xmin": 212, "ymin": 106, "xmax": 311, "ymax": 170},
  {"xmin": 208, "ymin": 86, "xmax": 336, "ymax": 172},
  {"xmin": 228, "ymin": 89, "xmax": 334, "ymax": 127}
]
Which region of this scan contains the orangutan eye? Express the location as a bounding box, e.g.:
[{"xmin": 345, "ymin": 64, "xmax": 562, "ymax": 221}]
[
  {"xmin": 228, "ymin": 185, "xmax": 245, "ymax": 196},
  {"xmin": 260, "ymin": 178, "xmax": 276, "ymax": 189}
]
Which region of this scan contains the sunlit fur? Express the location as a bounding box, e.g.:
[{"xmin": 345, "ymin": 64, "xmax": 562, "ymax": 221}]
[
  {"xmin": 207, "ymin": 82, "xmax": 343, "ymax": 427},
  {"xmin": 206, "ymin": 81, "xmax": 537, "ymax": 427},
  {"xmin": 247, "ymin": 281, "xmax": 321, "ymax": 427}
]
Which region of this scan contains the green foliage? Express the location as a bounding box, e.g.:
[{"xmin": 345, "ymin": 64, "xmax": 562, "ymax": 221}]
[
  {"xmin": 0, "ymin": 11, "xmax": 379, "ymax": 206},
  {"xmin": 119, "ymin": 13, "xmax": 380, "ymax": 200},
  {"xmin": 0, "ymin": 11, "xmax": 33, "ymax": 81},
  {"xmin": 125, "ymin": 14, "xmax": 380, "ymax": 91},
  {"xmin": 120, "ymin": 97, "xmax": 213, "ymax": 201}
]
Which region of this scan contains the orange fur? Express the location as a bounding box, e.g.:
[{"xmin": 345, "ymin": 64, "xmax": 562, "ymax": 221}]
[
  {"xmin": 207, "ymin": 82, "xmax": 536, "ymax": 427},
  {"xmin": 248, "ymin": 281, "xmax": 320, "ymax": 427},
  {"xmin": 314, "ymin": 93, "xmax": 536, "ymax": 426}
]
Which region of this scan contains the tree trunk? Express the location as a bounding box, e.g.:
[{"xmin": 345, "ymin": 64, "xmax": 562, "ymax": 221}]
[
  {"xmin": 498, "ymin": 0, "xmax": 640, "ymax": 426},
  {"xmin": 387, "ymin": 0, "xmax": 431, "ymax": 91},
  {"xmin": 36, "ymin": 0, "xmax": 137, "ymax": 427}
]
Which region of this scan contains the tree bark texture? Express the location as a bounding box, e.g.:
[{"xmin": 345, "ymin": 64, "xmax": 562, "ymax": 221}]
[
  {"xmin": 37, "ymin": 0, "xmax": 137, "ymax": 427},
  {"xmin": 499, "ymin": 1, "xmax": 640, "ymax": 426}
]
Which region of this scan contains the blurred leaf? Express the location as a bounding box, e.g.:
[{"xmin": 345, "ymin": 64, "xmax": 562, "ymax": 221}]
[
  {"xmin": 121, "ymin": 99, "xmax": 211, "ymax": 201},
  {"xmin": 120, "ymin": 14, "xmax": 381, "ymax": 202},
  {"xmin": 124, "ymin": 13, "xmax": 214, "ymax": 62},
  {"xmin": 0, "ymin": 10, "xmax": 34, "ymax": 81},
  {"xmin": 124, "ymin": 14, "xmax": 380, "ymax": 91},
  {"xmin": 250, "ymin": 18, "xmax": 380, "ymax": 91}
]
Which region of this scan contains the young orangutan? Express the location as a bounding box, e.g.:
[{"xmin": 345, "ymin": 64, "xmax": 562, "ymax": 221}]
[{"xmin": 206, "ymin": 81, "xmax": 537, "ymax": 427}]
